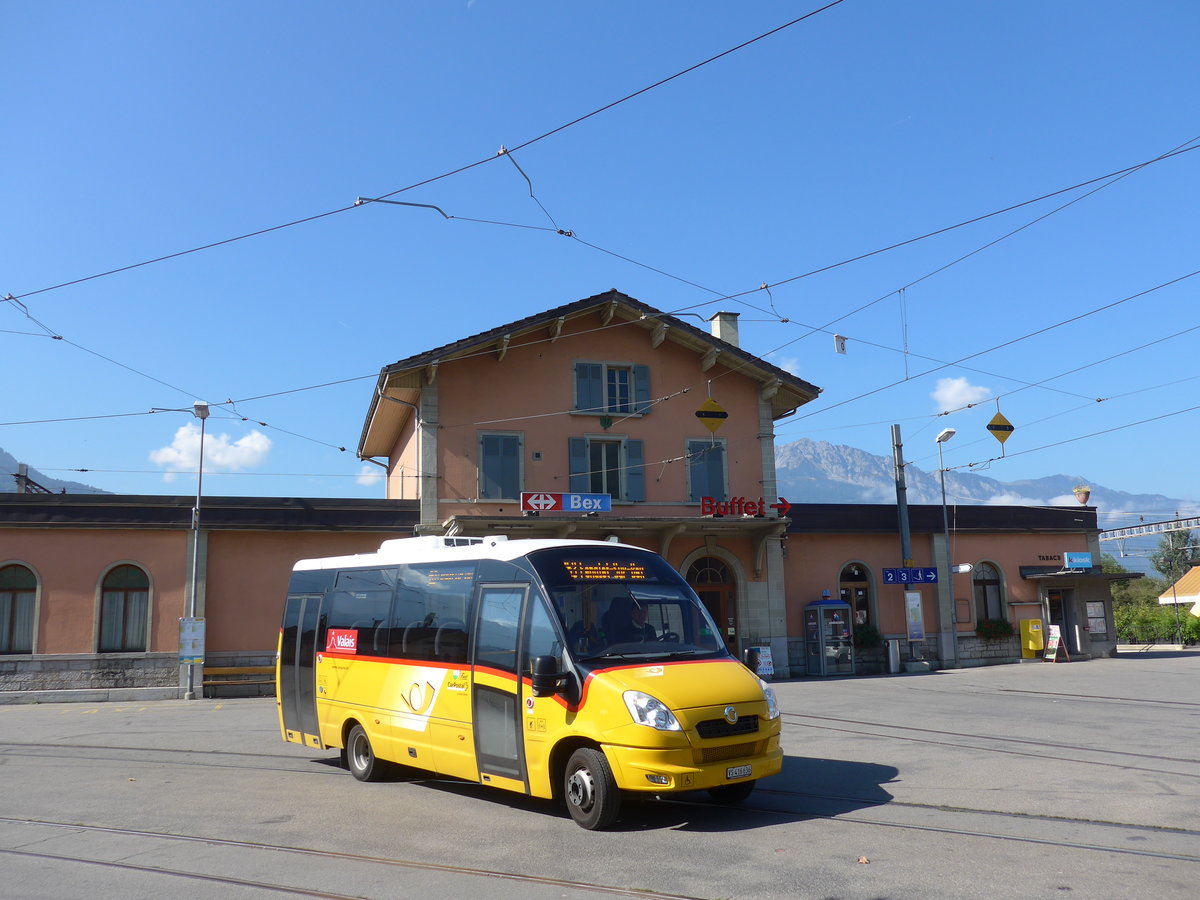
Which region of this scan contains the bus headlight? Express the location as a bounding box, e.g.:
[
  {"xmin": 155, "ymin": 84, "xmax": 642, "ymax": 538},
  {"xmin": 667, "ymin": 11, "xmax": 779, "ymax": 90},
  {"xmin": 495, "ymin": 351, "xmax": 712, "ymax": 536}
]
[
  {"xmin": 623, "ymin": 691, "xmax": 681, "ymax": 731},
  {"xmin": 760, "ymin": 679, "xmax": 780, "ymax": 719}
]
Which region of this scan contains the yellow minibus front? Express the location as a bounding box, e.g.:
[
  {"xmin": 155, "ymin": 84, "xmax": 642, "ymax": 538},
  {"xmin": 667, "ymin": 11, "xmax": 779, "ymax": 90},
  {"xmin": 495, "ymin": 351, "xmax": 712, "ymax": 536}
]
[{"xmin": 276, "ymin": 536, "xmax": 781, "ymax": 829}]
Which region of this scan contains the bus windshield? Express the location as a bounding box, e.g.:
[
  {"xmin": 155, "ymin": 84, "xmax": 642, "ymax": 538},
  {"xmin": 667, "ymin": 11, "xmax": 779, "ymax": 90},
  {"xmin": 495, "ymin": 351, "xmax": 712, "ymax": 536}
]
[{"xmin": 528, "ymin": 546, "xmax": 726, "ymax": 659}]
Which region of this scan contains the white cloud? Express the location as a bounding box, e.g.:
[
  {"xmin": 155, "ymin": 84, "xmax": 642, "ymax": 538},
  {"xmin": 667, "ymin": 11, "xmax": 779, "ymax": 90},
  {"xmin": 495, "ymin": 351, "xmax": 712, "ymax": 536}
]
[
  {"xmin": 150, "ymin": 423, "xmax": 271, "ymax": 482},
  {"xmin": 984, "ymin": 491, "xmax": 1048, "ymax": 506},
  {"xmin": 770, "ymin": 355, "xmax": 803, "ymax": 377},
  {"xmin": 932, "ymin": 377, "xmax": 990, "ymax": 413},
  {"xmin": 356, "ymin": 465, "xmax": 384, "ymax": 487}
]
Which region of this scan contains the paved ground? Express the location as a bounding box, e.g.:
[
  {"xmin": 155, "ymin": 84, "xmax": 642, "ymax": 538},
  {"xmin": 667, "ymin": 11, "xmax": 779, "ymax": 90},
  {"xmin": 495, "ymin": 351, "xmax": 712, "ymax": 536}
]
[{"xmin": 1, "ymin": 651, "xmax": 1196, "ymax": 899}]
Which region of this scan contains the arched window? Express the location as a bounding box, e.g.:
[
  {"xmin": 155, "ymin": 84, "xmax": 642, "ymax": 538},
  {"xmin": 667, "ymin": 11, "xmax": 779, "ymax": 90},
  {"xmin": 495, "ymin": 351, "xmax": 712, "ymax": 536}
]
[
  {"xmin": 973, "ymin": 562, "xmax": 1004, "ymax": 621},
  {"xmin": 99, "ymin": 565, "xmax": 150, "ymax": 652},
  {"xmin": 839, "ymin": 563, "xmax": 872, "ymax": 626},
  {"xmin": 0, "ymin": 564, "xmax": 36, "ymax": 654}
]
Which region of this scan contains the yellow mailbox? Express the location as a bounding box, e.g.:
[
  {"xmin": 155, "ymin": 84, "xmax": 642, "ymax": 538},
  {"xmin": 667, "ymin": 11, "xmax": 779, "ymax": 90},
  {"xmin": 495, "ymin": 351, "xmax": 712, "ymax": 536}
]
[{"xmin": 1020, "ymin": 619, "xmax": 1044, "ymax": 659}]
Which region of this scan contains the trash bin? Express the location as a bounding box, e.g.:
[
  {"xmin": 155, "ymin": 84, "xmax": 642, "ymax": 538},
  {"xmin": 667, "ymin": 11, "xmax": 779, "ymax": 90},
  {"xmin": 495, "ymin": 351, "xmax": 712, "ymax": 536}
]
[{"xmin": 886, "ymin": 639, "xmax": 901, "ymax": 674}]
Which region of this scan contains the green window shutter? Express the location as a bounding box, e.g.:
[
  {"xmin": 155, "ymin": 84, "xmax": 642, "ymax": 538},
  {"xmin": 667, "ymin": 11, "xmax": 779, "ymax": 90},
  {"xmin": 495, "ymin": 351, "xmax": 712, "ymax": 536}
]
[
  {"xmin": 574, "ymin": 363, "xmax": 603, "ymax": 413},
  {"xmin": 480, "ymin": 433, "xmax": 520, "ymax": 499},
  {"xmin": 625, "ymin": 439, "xmax": 645, "ymax": 502},
  {"xmin": 633, "ymin": 365, "xmax": 651, "ymax": 415},
  {"xmin": 687, "ymin": 439, "xmax": 726, "ymax": 501},
  {"xmin": 568, "ymin": 437, "xmax": 589, "ymax": 493}
]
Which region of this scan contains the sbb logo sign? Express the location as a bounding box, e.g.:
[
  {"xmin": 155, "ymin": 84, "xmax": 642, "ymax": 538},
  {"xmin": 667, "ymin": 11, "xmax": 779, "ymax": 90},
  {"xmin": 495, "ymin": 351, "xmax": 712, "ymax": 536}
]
[{"xmin": 325, "ymin": 628, "xmax": 358, "ymax": 654}]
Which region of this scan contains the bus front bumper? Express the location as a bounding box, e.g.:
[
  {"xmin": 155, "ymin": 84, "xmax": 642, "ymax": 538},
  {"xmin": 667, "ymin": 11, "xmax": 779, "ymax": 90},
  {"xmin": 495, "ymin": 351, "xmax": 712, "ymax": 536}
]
[{"xmin": 603, "ymin": 737, "xmax": 782, "ymax": 794}]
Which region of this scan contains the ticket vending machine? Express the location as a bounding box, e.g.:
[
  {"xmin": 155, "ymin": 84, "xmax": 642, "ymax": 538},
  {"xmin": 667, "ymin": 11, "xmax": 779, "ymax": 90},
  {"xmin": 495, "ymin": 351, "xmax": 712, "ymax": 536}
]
[{"xmin": 805, "ymin": 596, "xmax": 855, "ymax": 676}]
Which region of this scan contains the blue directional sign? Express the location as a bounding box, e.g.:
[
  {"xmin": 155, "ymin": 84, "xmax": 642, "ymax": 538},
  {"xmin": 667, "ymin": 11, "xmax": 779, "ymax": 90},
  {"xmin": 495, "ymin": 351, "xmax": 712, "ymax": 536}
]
[{"xmin": 883, "ymin": 567, "xmax": 939, "ymax": 585}]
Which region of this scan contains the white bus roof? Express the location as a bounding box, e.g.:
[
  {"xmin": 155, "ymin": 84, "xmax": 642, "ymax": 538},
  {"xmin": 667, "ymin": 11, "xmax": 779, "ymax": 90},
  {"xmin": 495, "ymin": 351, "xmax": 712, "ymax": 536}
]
[{"xmin": 291, "ymin": 535, "xmax": 644, "ymax": 572}]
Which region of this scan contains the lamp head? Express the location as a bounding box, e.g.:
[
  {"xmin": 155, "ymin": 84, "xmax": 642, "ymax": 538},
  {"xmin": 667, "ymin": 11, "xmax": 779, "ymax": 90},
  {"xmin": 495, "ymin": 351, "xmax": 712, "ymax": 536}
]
[
  {"xmin": 192, "ymin": 401, "xmax": 210, "ymax": 421},
  {"xmin": 935, "ymin": 427, "xmax": 956, "ymax": 444}
]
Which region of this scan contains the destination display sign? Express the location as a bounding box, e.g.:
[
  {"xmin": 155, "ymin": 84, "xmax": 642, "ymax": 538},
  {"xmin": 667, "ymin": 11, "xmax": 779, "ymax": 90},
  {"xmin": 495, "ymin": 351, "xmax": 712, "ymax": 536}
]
[{"xmin": 561, "ymin": 560, "xmax": 649, "ymax": 582}]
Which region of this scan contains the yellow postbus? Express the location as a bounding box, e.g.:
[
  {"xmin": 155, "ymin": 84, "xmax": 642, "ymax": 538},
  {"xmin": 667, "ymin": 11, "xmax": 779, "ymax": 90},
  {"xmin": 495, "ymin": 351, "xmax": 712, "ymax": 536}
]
[{"xmin": 276, "ymin": 535, "xmax": 781, "ymax": 829}]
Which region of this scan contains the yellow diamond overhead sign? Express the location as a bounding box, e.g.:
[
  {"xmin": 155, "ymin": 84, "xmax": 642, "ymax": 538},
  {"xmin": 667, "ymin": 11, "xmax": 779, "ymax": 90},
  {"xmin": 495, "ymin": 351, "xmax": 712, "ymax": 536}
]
[
  {"xmin": 695, "ymin": 398, "xmax": 728, "ymax": 433},
  {"xmin": 987, "ymin": 412, "xmax": 1015, "ymax": 444}
]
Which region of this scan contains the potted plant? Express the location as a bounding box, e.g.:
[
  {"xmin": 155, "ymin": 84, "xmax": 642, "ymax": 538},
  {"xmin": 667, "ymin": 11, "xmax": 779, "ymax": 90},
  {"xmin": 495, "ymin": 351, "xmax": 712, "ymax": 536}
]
[{"xmin": 975, "ymin": 618, "xmax": 1015, "ymax": 641}]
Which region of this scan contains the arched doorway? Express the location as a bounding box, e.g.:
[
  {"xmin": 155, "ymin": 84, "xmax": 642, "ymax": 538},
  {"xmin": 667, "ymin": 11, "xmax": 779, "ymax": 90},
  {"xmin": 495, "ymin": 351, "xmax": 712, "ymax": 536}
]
[
  {"xmin": 839, "ymin": 563, "xmax": 873, "ymax": 627},
  {"xmin": 686, "ymin": 557, "xmax": 738, "ymax": 653}
]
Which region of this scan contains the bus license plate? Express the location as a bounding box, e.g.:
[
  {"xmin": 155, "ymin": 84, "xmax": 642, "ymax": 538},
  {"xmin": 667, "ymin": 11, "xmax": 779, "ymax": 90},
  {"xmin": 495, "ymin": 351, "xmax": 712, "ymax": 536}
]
[{"xmin": 726, "ymin": 764, "xmax": 752, "ymax": 779}]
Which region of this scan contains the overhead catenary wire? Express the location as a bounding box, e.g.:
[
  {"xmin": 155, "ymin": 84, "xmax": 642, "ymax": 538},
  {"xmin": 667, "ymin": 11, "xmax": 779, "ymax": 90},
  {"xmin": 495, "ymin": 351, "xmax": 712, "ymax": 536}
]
[
  {"xmin": 2, "ymin": 12, "xmax": 1190, "ymax": 494},
  {"xmin": 3, "ymin": 3, "xmax": 847, "ymax": 303},
  {"xmin": 7, "ymin": 135, "xmax": 1195, "ymax": 450},
  {"xmin": 791, "ymin": 268, "xmax": 1200, "ymax": 422}
]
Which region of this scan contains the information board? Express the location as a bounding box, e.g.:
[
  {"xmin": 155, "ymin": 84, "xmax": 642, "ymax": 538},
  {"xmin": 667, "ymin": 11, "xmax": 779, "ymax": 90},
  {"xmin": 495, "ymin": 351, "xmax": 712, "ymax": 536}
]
[
  {"xmin": 179, "ymin": 616, "xmax": 205, "ymax": 665},
  {"xmin": 905, "ymin": 591, "xmax": 925, "ymax": 642}
]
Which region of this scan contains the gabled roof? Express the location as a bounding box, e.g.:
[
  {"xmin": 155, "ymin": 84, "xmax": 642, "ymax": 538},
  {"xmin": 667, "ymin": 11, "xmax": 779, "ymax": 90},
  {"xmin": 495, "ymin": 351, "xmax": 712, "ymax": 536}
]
[
  {"xmin": 1159, "ymin": 565, "xmax": 1200, "ymax": 604},
  {"xmin": 359, "ymin": 289, "xmax": 822, "ymax": 459}
]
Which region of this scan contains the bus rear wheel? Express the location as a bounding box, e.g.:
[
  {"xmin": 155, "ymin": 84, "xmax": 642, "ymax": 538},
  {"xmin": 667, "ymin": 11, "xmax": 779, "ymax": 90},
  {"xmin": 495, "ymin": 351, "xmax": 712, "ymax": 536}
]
[
  {"xmin": 564, "ymin": 747, "xmax": 620, "ymax": 830},
  {"xmin": 346, "ymin": 724, "xmax": 387, "ymax": 782}
]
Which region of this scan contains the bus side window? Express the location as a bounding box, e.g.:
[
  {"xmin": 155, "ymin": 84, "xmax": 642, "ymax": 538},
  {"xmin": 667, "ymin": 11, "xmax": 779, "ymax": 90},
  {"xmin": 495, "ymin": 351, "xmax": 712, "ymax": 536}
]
[
  {"xmin": 476, "ymin": 587, "xmax": 524, "ymax": 673},
  {"xmin": 389, "ymin": 586, "xmax": 435, "ymax": 659},
  {"xmin": 525, "ymin": 597, "xmax": 562, "ymax": 672},
  {"xmin": 330, "ymin": 569, "xmax": 396, "ymax": 656}
]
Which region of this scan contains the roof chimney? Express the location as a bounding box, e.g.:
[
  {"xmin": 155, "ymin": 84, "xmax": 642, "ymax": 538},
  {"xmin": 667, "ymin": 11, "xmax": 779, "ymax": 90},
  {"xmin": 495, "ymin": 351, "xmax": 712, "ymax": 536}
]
[{"xmin": 709, "ymin": 311, "xmax": 740, "ymax": 348}]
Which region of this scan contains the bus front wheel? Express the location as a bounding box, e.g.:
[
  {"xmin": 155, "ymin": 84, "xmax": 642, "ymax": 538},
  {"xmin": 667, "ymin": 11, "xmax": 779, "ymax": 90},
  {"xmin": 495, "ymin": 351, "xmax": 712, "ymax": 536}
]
[
  {"xmin": 564, "ymin": 747, "xmax": 620, "ymax": 830},
  {"xmin": 346, "ymin": 724, "xmax": 387, "ymax": 782}
]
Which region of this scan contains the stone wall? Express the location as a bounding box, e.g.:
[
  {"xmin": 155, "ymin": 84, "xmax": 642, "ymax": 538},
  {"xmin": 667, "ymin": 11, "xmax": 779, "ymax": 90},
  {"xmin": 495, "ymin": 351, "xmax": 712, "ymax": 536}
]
[
  {"xmin": 0, "ymin": 653, "xmax": 182, "ymax": 702},
  {"xmin": 957, "ymin": 635, "xmax": 1021, "ymax": 667}
]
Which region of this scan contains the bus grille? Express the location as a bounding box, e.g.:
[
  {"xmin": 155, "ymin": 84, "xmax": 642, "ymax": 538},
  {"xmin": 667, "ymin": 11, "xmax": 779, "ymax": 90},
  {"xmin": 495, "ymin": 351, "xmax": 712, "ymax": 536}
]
[
  {"xmin": 696, "ymin": 714, "xmax": 759, "ymax": 739},
  {"xmin": 700, "ymin": 742, "xmax": 758, "ymax": 763}
]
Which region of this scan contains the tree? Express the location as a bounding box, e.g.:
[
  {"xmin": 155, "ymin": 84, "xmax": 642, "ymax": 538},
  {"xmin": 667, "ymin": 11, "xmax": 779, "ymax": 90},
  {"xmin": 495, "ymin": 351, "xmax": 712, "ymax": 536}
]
[
  {"xmin": 1103, "ymin": 553, "xmax": 1172, "ymax": 643},
  {"xmin": 1150, "ymin": 529, "xmax": 1198, "ymax": 584}
]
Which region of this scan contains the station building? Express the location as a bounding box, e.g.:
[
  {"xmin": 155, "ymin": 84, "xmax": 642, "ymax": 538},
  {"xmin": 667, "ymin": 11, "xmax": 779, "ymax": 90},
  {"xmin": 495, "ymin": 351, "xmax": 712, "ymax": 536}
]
[{"xmin": 0, "ymin": 291, "xmax": 1123, "ymax": 701}]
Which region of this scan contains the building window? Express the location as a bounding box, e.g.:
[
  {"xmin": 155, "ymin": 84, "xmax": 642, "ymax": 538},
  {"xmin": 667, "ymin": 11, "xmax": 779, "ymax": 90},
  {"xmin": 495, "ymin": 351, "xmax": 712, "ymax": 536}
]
[
  {"xmin": 687, "ymin": 438, "xmax": 727, "ymax": 502},
  {"xmin": 568, "ymin": 436, "xmax": 645, "ymax": 501},
  {"xmin": 0, "ymin": 564, "xmax": 36, "ymax": 654},
  {"xmin": 839, "ymin": 563, "xmax": 872, "ymax": 627},
  {"xmin": 478, "ymin": 432, "xmax": 522, "ymax": 500},
  {"xmin": 574, "ymin": 362, "xmax": 650, "ymax": 416},
  {"xmin": 99, "ymin": 564, "xmax": 150, "ymax": 653},
  {"xmin": 973, "ymin": 562, "xmax": 1004, "ymax": 621}
]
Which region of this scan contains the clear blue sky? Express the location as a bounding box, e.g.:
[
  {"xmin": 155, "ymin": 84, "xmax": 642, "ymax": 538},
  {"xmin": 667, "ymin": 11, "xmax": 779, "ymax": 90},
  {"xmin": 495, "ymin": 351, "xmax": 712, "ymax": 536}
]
[{"xmin": 4, "ymin": 1, "xmax": 1198, "ymax": 530}]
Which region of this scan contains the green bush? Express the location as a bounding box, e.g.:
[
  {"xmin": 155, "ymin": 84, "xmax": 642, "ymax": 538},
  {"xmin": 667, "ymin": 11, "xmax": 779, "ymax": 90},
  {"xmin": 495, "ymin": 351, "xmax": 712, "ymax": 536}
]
[
  {"xmin": 853, "ymin": 622, "xmax": 883, "ymax": 650},
  {"xmin": 975, "ymin": 618, "xmax": 1015, "ymax": 641}
]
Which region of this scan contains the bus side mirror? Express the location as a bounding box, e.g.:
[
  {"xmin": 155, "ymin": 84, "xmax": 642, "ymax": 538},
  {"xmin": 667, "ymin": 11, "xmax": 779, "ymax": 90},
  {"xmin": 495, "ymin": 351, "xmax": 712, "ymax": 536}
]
[{"xmin": 531, "ymin": 655, "xmax": 563, "ymax": 697}]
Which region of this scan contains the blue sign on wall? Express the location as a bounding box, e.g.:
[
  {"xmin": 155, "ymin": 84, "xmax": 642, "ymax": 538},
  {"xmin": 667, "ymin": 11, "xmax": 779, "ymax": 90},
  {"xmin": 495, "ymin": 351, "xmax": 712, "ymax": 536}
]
[
  {"xmin": 883, "ymin": 567, "xmax": 939, "ymax": 585},
  {"xmin": 1064, "ymin": 551, "xmax": 1093, "ymax": 570}
]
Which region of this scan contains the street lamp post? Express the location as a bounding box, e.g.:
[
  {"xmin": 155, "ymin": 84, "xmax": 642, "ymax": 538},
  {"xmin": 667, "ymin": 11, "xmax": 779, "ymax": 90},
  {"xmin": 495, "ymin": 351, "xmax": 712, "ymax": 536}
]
[
  {"xmin": 936, "ymin": 428, "xmax": 957, "ymax": 666},
  {"xmin": 183, "ymin": 401, "xmax": 209, "ymax": 701}
]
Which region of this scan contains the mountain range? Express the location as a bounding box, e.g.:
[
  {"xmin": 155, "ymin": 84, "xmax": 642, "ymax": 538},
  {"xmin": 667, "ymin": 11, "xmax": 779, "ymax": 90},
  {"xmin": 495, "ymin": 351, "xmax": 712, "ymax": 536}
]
[{"xmin": 0, "ymin": 447, "xmax": 106, "ymax": 495}]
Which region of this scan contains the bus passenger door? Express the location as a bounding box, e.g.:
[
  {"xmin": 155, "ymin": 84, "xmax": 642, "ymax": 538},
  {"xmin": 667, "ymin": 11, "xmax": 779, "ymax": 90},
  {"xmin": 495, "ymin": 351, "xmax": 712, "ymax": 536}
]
[
  {"xmin": 471, "ymin": 585, "xmax": 527, "ymax": 791},
  {"xmin": 279, "ymin": 593, "xmax": 324, "ymax": 748}
]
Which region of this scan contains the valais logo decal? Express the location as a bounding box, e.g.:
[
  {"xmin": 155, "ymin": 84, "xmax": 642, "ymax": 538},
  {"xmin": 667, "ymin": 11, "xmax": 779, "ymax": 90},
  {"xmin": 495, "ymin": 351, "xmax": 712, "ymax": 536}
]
[{"xmin": 325, "ymin": 629, "xmax": 358, "ymax": 654}]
